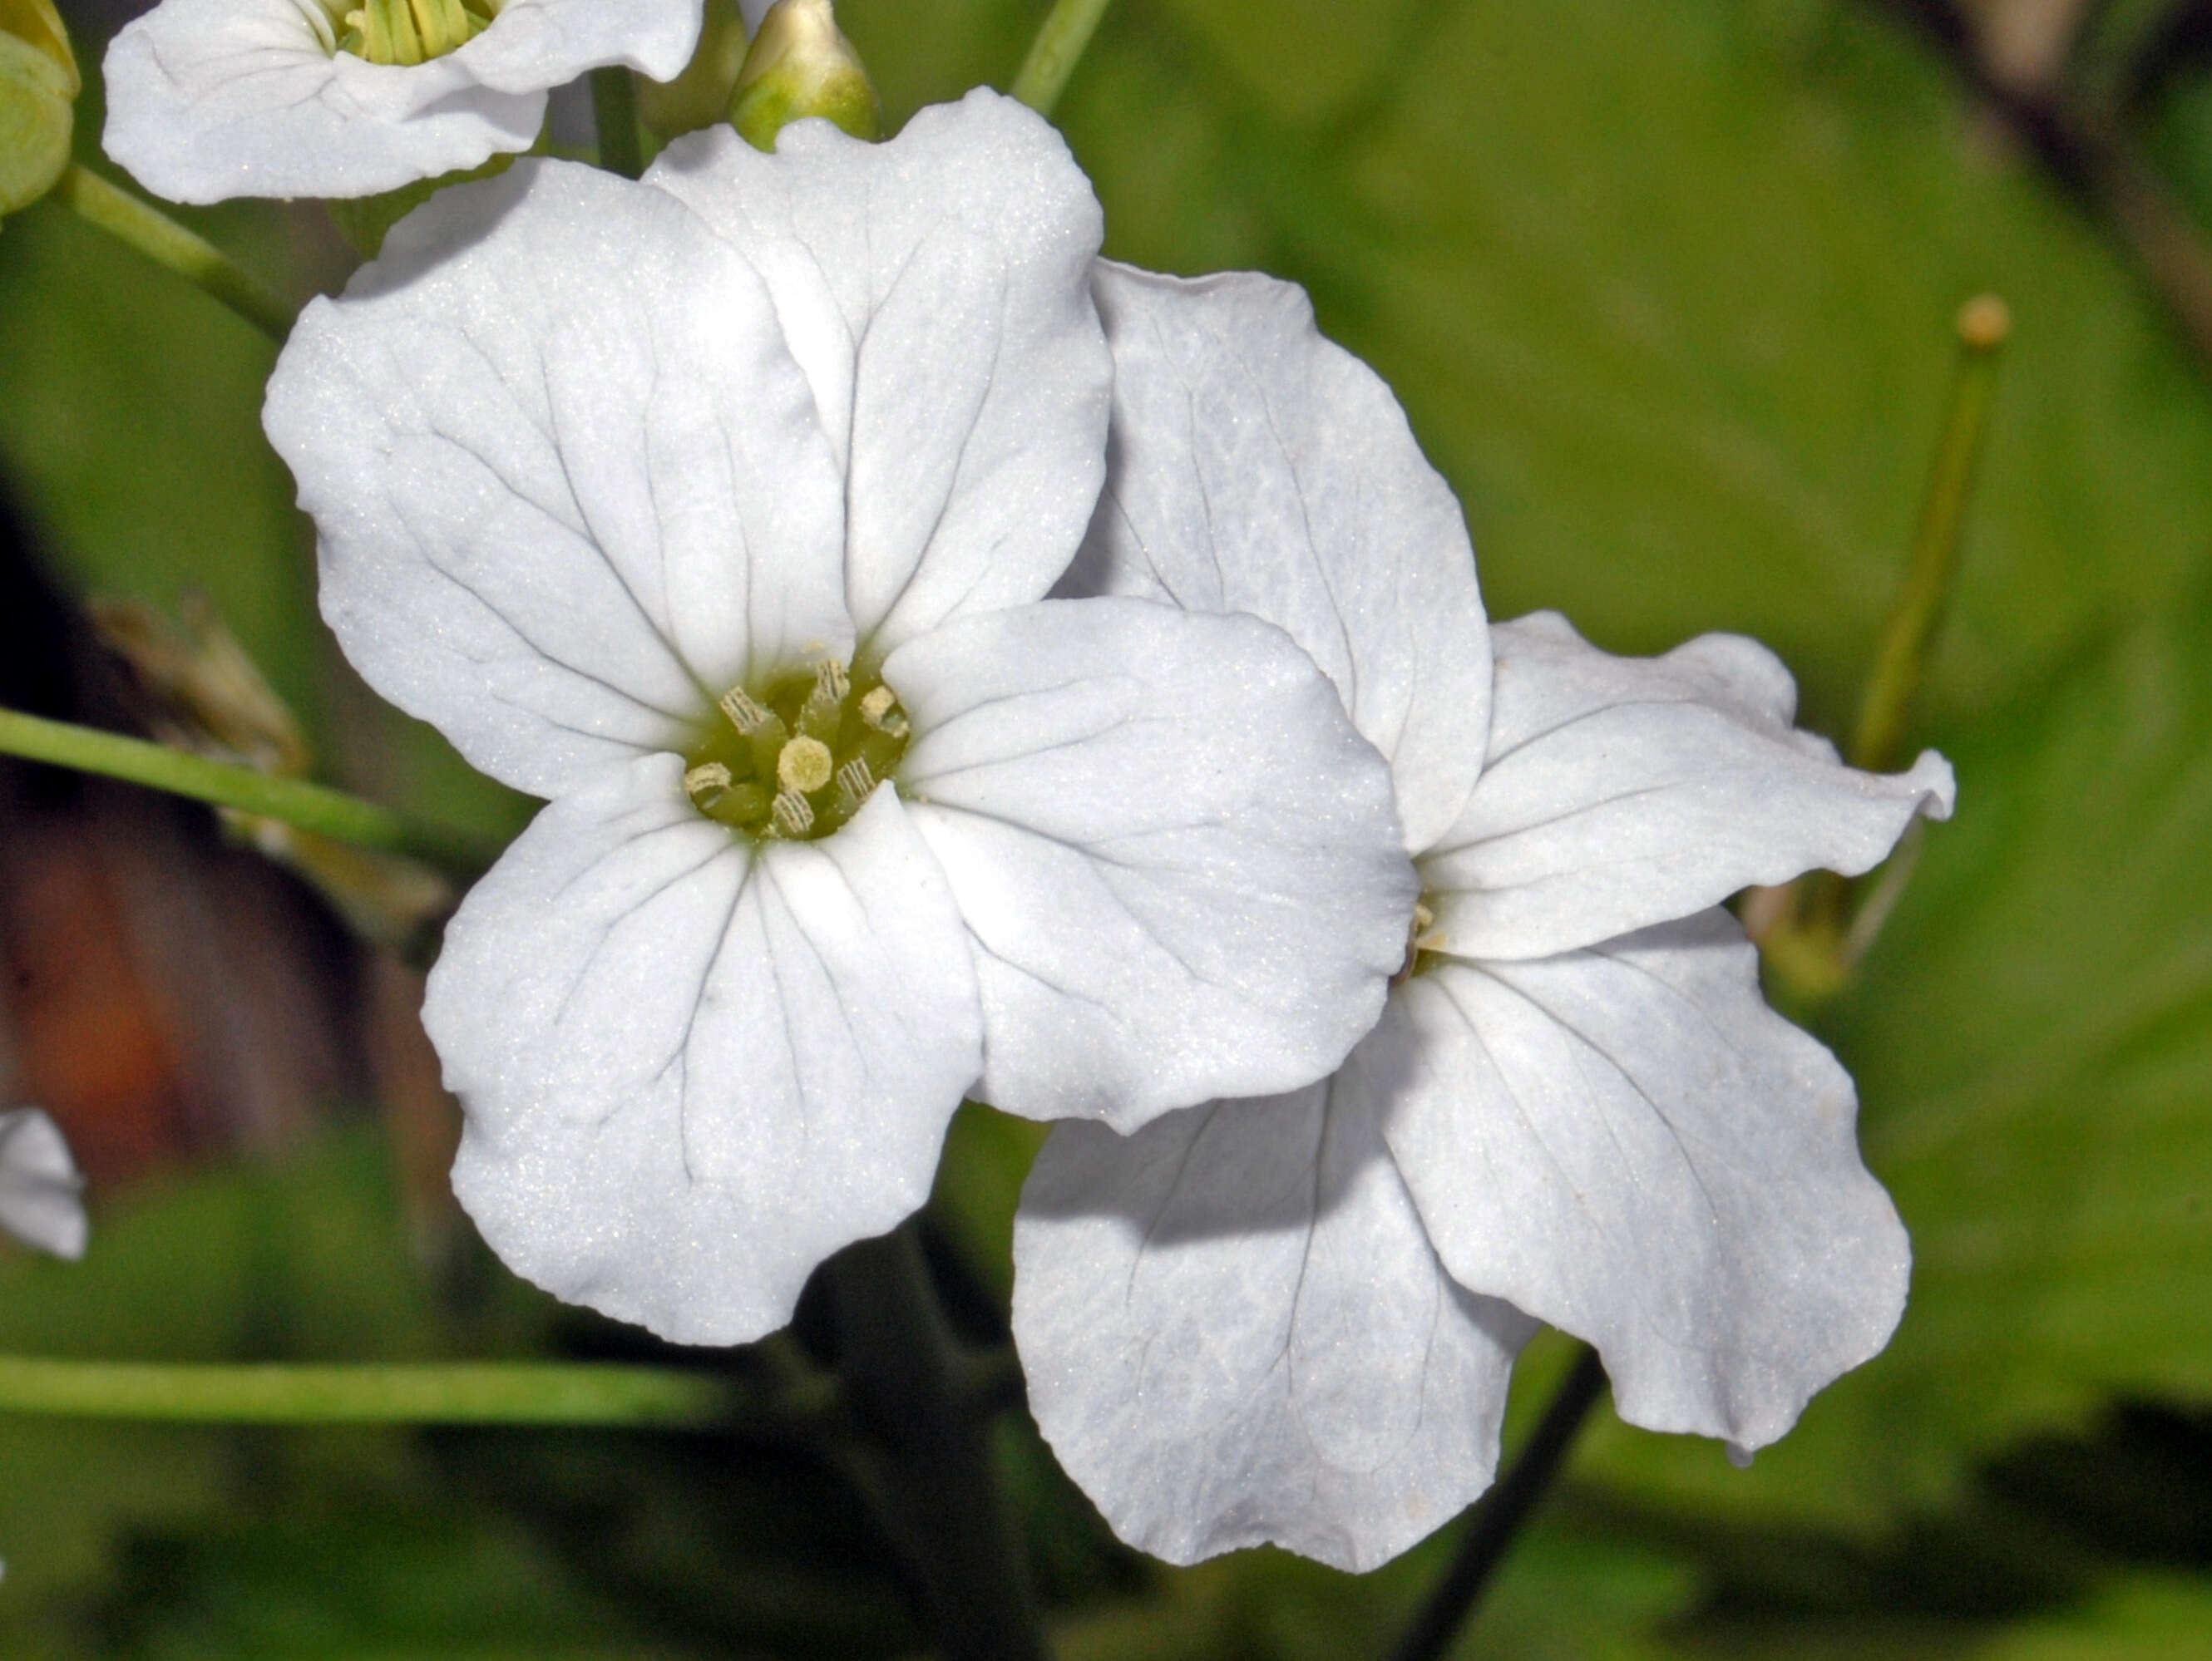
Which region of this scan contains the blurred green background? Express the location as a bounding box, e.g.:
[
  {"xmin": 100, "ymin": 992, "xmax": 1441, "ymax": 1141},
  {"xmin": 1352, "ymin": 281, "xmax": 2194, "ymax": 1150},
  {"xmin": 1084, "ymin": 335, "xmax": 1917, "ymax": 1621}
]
[{"xmin": 1, "ymin": 0, "xmax": 2210, "ymax": 1654}]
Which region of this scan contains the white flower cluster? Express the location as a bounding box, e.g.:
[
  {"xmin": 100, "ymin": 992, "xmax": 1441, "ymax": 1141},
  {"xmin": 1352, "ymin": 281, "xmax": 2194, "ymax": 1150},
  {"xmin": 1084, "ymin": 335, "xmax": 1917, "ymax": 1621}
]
[{"xmin": 102, "ymin": 1, "xmax": 1953, "ymax": 1569}]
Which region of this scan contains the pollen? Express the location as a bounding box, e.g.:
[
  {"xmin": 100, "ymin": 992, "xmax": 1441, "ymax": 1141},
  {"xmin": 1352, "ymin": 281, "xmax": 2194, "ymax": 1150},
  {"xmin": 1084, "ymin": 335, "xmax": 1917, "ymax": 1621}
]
[
  {"xmin": 777, "ymin": 736, "xmax": 834, "ymax": 795},
  {"xmin": 682, "ymin": 658, "xmax": 913, "ymax": 842}
]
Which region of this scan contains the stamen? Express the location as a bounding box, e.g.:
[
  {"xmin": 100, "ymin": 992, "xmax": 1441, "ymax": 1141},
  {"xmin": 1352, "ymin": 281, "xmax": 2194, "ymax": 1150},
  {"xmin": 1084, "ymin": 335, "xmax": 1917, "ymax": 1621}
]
[
  {"xmin": 336, "ymin": 0, "xmax": 493, "ymax": 62},
  {"xmin": 857, "ymin": 685, "xmax": 908, "ymax": 737},
  {"xmin": 771, "ymin": 790, "xmax": 815, "ymax": 836},
  {"xmin": 684, "ymin": 761, "xmax": 733, "ymax": 805},
  {"xmin": 719, "ymin": 687, "xmax": 774, "ymax": 732},
  {"xmin": 797, "ymin": 658, "xmax": 848, "ymax": 742},
  {"xmin": 684, "ymin": 660, "xmax": 912, "ymax": 842},
  {"xmin": 1396, "ymin": 902, "xmax": 1442, "ymax": 984},
  {"xmin": 776, "ymin": 736, "xmax": 834, "ymax": 795}
]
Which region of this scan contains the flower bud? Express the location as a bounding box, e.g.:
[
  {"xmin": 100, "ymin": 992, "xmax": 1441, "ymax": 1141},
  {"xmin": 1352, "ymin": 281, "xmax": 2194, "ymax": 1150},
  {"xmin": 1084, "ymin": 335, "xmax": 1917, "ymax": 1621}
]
[
  {"xmin": 728, "ymin": 0, "xmax": 880, "ymax": 152},
  {"xmin": 0, "ymin": 0, "xmax": 77, "ymax": 217}
]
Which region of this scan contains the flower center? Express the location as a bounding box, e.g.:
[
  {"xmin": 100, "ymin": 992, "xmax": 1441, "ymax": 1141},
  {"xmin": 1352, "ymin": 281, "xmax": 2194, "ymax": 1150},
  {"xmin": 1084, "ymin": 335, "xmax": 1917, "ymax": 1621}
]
[
  {"xmin": 1393, "ymin": 897, "xmax": 1447, "ymax": 986},
  {"xmin": 320, "ymin": 0, "xmax": 498, "ymax": 65},
  {"xmin": 682, "ymin": 658, "xmax": 911, "ymax": 842}
]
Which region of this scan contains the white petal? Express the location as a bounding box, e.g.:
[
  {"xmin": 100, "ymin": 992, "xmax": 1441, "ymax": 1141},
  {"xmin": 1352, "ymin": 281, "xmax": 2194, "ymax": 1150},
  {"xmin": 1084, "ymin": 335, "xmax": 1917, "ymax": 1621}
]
[
  {"xmin": 1424, "ymin": 612, "xmax": 1957, "ymax": 960},
  {"xmin": 645, "ymin": 90, "xmax": 1110, "ymax": 654},
  {"xmin": 428, "ymin": 756, "xmax": 983, "ymax": 1345},
  {"xmin": 1014, "ymin": 1073, "xmax": 1533, "ymax": 1572},
  {"xmin": 1061, "ymin": 263, "xmax": 1491, "ymax": 852},
  {"xmin": 0, "ymin": 1109, "xmax": 87, "ymax": 1260},
  {"xmin": 462, "ymin": 0, "xmax": 701, "ymax": 91},
  {"xmin": 103, "ymin": 0, "xmax": 541, "ymax": 204},
  {"xmin": 1382, "ymin": 909, "xmax": 1909, "ymax": 1449},
  {"xmin": 265, "ymin": 159, "xmax": 850, "ymax": 799},
  {"xmin": 891, "ymin": 598, "xmax": 1415, "ymax": 1130}
]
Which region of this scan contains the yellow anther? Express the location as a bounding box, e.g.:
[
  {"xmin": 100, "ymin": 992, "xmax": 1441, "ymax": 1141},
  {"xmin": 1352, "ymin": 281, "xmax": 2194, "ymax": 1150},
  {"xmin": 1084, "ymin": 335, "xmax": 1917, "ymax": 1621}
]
[
  {"xmin": 719, "ymin": 686, "xmax": 773, "ymax": 733},
  {"xmin": 777, "ymin": 735, "xmax": 834, "ymax": 795},
  {"xmin": 835, "ymin": 757, "xmax": 874, "ymax": 802},
  {"xmin": 859, "ymin": 686, "xmax": 897, "ymax": 727},
  {"xmin": 684, "ymin": 761, "xmax": 733, "ymax": 803},
  {"xmin": 771, "ymin": 790, "xmax": 815, "ymax": 836}
]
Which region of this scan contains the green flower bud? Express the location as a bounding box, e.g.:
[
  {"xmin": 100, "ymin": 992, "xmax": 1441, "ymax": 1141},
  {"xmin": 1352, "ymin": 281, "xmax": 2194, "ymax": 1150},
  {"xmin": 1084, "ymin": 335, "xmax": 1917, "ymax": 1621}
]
[
  {"xmin": 639, "ymin": 0, "xmax": 749, "ymax": 141},
  {"xmin": 0, "ymin": 0, "xmax": 77, "ymax": 217},
  {"xmin": 728, "ymin": 0, "xmax": 880, "ymax": 153}
]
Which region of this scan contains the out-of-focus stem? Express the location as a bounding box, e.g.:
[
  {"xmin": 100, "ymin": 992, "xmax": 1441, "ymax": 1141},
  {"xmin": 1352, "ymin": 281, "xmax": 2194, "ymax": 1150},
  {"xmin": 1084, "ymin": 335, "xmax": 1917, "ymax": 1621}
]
[
  {"xmin": 824, "ymin": 1226, "xmax": 1049, "ymax": 1661},
  {"xmin": 1010, "ymin": 0, "xmax": 1112, "ymax": 117},
  {"xmin": 0, "ymin": 1358, "xmax": 734, "ymax": 1426},
  {"xmin": 1390, "ymin": 1346, "xmax": 1608, "ymax": 1661},
  {"xmin": 591, "ymin": 66, "xmax": 647, "ymax": 177},
  {"xmin": 52, "ymin": 165, "xmax": 293, "ymax": 341},
  {"xmin": 0, "ymin": 706, "xmax": 501, "ymax": 876},
  {"xmin": 1850, "ymin": 293, "xmax": 2011, "ymax": 774}
]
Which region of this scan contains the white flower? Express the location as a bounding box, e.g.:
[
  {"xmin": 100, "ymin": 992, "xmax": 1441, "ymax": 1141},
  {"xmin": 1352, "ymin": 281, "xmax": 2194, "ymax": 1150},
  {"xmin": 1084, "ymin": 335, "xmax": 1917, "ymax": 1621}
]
[
  {"xmin": 1012, "ymin": 264, "xmax": 1959, "ymax": 1573},
  {"xmin": 262, "ymin": 94, "xmax": 1415, "ymax": 1346},
  {"xmin": 102, "ymin": 0, "xmax": 703, "ymax": 204},
  {"xmin": 0, "ymin": 1109, "xmax": 86, "ymax": 1259}
]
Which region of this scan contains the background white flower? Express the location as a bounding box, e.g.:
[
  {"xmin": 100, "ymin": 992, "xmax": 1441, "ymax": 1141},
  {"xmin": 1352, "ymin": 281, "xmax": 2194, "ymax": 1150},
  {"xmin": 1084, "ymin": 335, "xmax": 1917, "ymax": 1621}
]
[
  {"xmin": 1014, "ymin": 262, "xmax": 1958, "ymax": 1573},
  {"xmin": 262, "ymin": 94, "xmax": 1414, "ymax": 1346},
  {"xmin": 0, "ymin": 1108, "xmax": 86, "ymax": 1259},
  {"xmin": 102, "ymin": 0, "xmax": 703, "ymax": 204}
]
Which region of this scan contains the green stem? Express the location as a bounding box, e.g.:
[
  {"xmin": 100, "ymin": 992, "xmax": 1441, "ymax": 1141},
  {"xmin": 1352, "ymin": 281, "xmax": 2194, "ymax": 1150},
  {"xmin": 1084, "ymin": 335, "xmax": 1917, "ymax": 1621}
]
[
  {"xmin": 1390, "ymin": 1346, "xmax": 1608, "ymax": 1661},
  {"xmin": 0, "ymin": 706, "xmax": 501, "ymax": 875},
  {"xmin": 52, "ymin": 165, "xmax": 294, "ymax": 343},
  {"xmin": 591, "ymin": 67, "xmax": 647, "ymax": 179},
  {"xmin": 1849, "ymin": 294, "xmax": 2009, "ymax": 774},
  {"xmin": 1010, "ymin": 0, "xmax": 1113, "ymax": 116},
  {"xmin": 825, "ymin": 1228, "xmax": 1049, "ymax": 1661},
  {"xmin": 0, "ymin": 1357, "xmax": 730, "ymax": 1426}
]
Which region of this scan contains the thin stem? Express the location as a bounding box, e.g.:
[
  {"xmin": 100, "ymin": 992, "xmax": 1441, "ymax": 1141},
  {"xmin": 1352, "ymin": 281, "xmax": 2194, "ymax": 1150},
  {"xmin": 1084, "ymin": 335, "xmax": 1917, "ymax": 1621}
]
[
  {"xmin": 591, "ymin": 67, "xmax": 647, "ymax": 179},
  {"xmin": 1850, "ymin": 294, "xmax": 2010, "ymax": 774},
  {"xmin": 52, "ymin": 165, "xmax": 294, "ymax": 342},
  {"xmin": 824, "ymin": 1227, "xmax": 1049, "ymax": 1661},
  {"xmin": 1390, "ymin": 1345, "xmax": 1608, "ymax": 1661},
  {"xmin": 0, "ymin": 706, "xmax": 501, "ymax": 875},
  {"xmin": 0, "ymin": 1357, "xmax": 731, "ymax": 1427},
  {"xmin": 1010, "ymin": 0, "xmax": 1113, "ymax": 116}
]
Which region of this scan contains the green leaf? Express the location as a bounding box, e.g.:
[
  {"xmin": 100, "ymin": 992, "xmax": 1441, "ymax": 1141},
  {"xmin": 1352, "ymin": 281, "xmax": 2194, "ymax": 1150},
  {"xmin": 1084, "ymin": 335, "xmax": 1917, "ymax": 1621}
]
[
  {"xmin": 1976, "ymin": 1575, "xmax": 2212, "ymax": 1660},
  {"xmin": 1054, "ymin": 0, "xmax": 2212, "ymax": 737}
]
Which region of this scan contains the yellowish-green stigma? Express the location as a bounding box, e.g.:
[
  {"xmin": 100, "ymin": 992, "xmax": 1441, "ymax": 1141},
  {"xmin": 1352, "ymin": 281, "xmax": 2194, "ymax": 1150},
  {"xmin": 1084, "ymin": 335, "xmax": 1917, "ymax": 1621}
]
[
  {"xmin": 684, "ymin": 658, "xmax": 911, "ymax": 841},
  {"xmin": 333, "ymin": 0, "xmax": 496, "ymax": 65}
]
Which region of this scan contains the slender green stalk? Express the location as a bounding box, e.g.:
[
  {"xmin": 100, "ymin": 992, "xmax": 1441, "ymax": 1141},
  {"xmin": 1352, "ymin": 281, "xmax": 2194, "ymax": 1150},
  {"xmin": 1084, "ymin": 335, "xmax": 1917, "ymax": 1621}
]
[
  {"xmin": 1849, "ymin": 293, "xmax": 2010, "ymax": 774},
  {"xmin": 825, "ymin": 1228, "xmax": 1049, "ymax": 1661},
  {"xmin": 0, "ymin": 706, "xmax": 501, "ymax": 875},
  {"xmin": 1390, "ymin": 1346, "xmax": 1608, "ymax": 1661},
  {"xmin": 52, "ymin": 165, "xmax": 294, "ymax": 342},
  {"xmin": 591, "ymin": 66, "xmax": 647, "ymax": 178},
  {"xmin": 0, "ymin": 1357, "xmax": 731, "ymax": 1426},
  {"xmin": 1010, "ymin": 0, "xmax": 1113, "ymax": 116}
]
